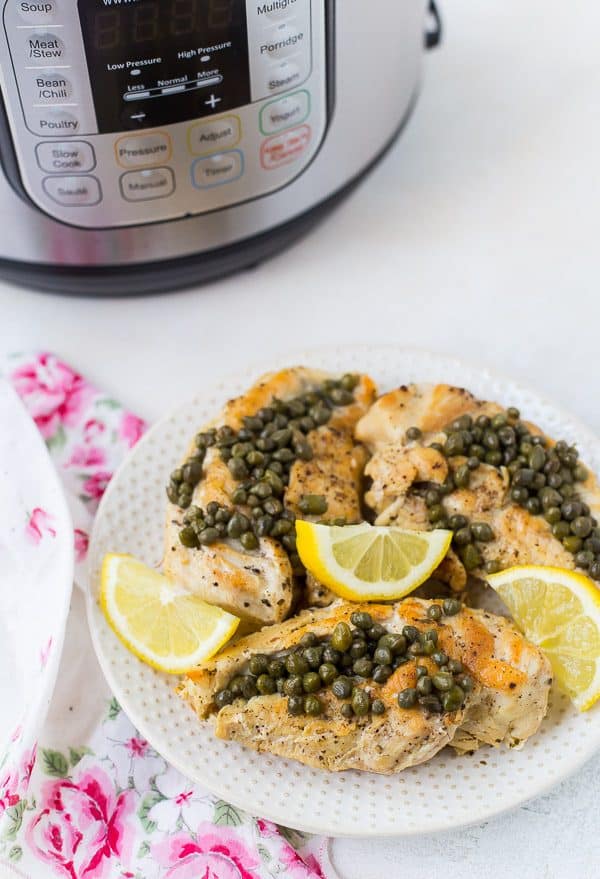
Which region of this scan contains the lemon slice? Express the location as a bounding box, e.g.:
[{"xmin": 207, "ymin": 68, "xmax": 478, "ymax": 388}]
[
  {"xmin": 100, "ymin": 554, "xmax": 239, "ymax": 674},
  {"xmin": 295, "ymin": 521, "xmax": 452, "ymax": 601},
  {"xmin": 487, "ymin": 565, "xmax": 600, "ymax": 711}
]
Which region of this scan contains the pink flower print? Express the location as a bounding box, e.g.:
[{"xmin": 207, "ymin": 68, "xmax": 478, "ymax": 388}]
[
  {"xmin": 26, "ymin": 766, "xmax": 136, "ymax": 879},
  {"xmin": 26, "ymin": 507, "xmax": 57, "ymax": 544},
  {"xmin": 12, "ymin": 352, "xmax": 92, "ymax": 440},
  {"xmin": 74, "ymin": 529, "xmax": 89, "ymax": 563},
  {"xmin": 153, "ymin": 825, "xmax": 260, "ymax": 879},
  {"xmin": 40, "ymin": 636, "xmax": 53, "ymax": 669},
  {"xmin": 82, "ymin": 471, "xmax": 112, "ymax": 502},
  {"xmin": 0, "ymin": 768, "xmax": 20, "ymax": 816},
  {"xmin": 124, "ymin": 737, "xmax": 148, "ymax": 758},
  {"xmin": 83, "ymin": 419, "xmax": 105, "ymax": 441},
  {"xmin": 144, "ymin": 772, "xmax": 200, "ymax": 833},
  {"xmin": 119, "ymin": 413, "xmax": 146, "ymax": 449},
  {"xmin": 10, "ymin": 725, "xmax": 23, "ymax": 743},
  {"xmin": 21, "ymin": 744, "xmax": 38, "ymax": 788},
  {"xmin": 66, "ymin": 446, "xmax": 106, "ymax": 469},
  {"xmin": 256, "ymin": 819, "xmax": 324, "ymax": 878}
]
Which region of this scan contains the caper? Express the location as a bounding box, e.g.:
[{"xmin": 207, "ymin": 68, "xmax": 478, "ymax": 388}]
[
  {"xmin": 485, "ymin": 450, "xmax": 503, "ymax": 466},
  {"xmin": 585, "ymin": 537, "xmax": 600, "ymax": 554},
  {"xmin": 441, "ymin": 685, "xmax": 465, "ymax": 712},
  {"xmin": 249, "ymin": 654, "xmax": 269, "ymax": 676},
  {"xmin": 351, "ymin": 688, "xmax": 370, "ymax": 716},
  {"xmin": 447, "ymin": 659, "xmax": 463, "ymax": 674},
  {"xmin": 416, "ymin": 676, "xmax": 433, "ymax": 695},
  {"xmin": 427, "ymin": 604, "xmax": 443, "ymax": 621},
  {"xmin": 215, "ymin": 689, "xmax": 233, "ymax": 709},
  {"xmin": 228, "ymin": 457, "xmax": 249, "ymax": 480},
  {"xmin": 571, "ymin": 516, "xmax": 593, "ymax": 538},
  {"xmin": 425, "ymin": 488, "xmax": 442, "ymax": 507},
  {"xmin": 302, "ymin": 695, "xmax": 322, "ymax": 716},
  {"xmin": 268, "ymin": 659, "xmax": 286, "ymax": 678},
  {"xmin": 332, "ymin": 676, "xmax": 353, "ymax": 699},
  {"xmin": 406, "ymin": 426, "xmax": 422, "ymax": 441},
  {"xmin": 563, "ymin": 535, "xmax": 583, "ymax": 554},
  {"xmin": 561, "ymin": 500, "xmax": 582, "ymax": 521},
  {"xmin": 461, "ymin": 544, "xmax": 482, "ymax": 570},
  {"xmin": 240, "ymin": 531, "xmax": 259, "ymax": 550},
  {"xmin": 372, "ymin": 664, "xmax": 393, "ymax": 684},
  {"xmin": 544, "ymin": 506, "xmax": 562, "ymax": 525},
  {"xmin": 455, "ymin": 674, "xmax": 473, "ymax": 692},
  {"xmin": 432, "ymin": 651, "xmax": 449, "ymax": 666},
  {"xmin": 322, "ymin": 645, "xmax": 342, "ymax": 665},
  {"xmin": 513, "ymin": 468, "xmax": 535, "ymax": 487},
  {"xmin": 444, "ymin": 434, "xmax": 465, "ymax": 457},
  {"xmin": 466, "ymin": 456, "xmax": 481, "ymax": 471},
  {"xmin": 179, "ymin": 526, "xmax": 200, "ymax": 548},
  {"xmin": 507, "ymin": 407, "xmax": 520, "ymax": 420},
  {"xmin": 442, "ymin": 597, "xmax": 462, "ymax": 616},
  {"xmin": 397, "ymin": 688, "xmax": 417, "ymax": 709},
  {"xmin": 552, "ymin": 521, "xmax": 571, "ymax": 539},
  {"xmin": 453, "ymin": 525, "xmax": 472, "ymax": 547},
  {"xmin": 371, "ymin": 699, "xmax": 386, "ymax": 715},
  {"xmin": 454, "ymin": 464, "xmax": 471, "ymax": 488},
  {"xmin": 317, "ymin": 662, "xmax": 337, "ymax": 685},
  {"xmin": 264, "ymin": 499, "xmax": 285, "ymax": 519},
  {"xmin": 198, "ymin": 527, "xmax": 220, "ymax": 545},
  {"xmin": 283, "ymin": 675, "xmax": 304, "ymax": 696},
  {"xmin": 302, "ymin": 672, "xmax": 321, "ymax": 693},
  {"xmin": 408, "ymin": 641, "xmax": 424, "ymax": 657},
  {"xmin": 331, "ymin": 622, "xmax": 353, "ymax": 652},
  {"xmin": 590, "ymin": 562, "xmax": 600, "ymax": 580},
  {"xmin": 227, "ymin": 512, "xmax": 250, "ymax": 539},
  {"xmin": 529, "ymin": 445, "xmax": 546, "ymax": 472},
  {"xmin": 373, "ymin": 646, "xmax": 393, "ymax": 665},
  {"xmin": 470, "ymin": 522, "xmax": 494, "ymax": 543},
  {"xmin": 403, "ymin": 625, "xmax": 420, "ymax": 643},
  {"xmin": 484, "ymin": 559, "xmax": 502, "ymax": 574},
  {"xmin": 432, "ymin": 672, "xmax": 453, "ymax": 692},
  {"xmin": 298, "ymin": 494, "xmax": 328, "ymax": 515},
  {"xmin": 256, "ymin": 674, "xmax": 277, "ymax": 695},
  {"xmin": 285, "ymin": 653, "xmax": 309, "ymax": 675},
  {"xmin": 428, "ymin": 504, "xmax": 446, "ymax": 523},
  {"xmin": 574, "ymin": 464, "xmax": 588, "ymax": 482},
  {"xmin": 419, "ymin": 695, "xmax": 443, "ymax": 713},
  {"xmin": 229, "ymin": 676, "xmax": 244, "ymax": 697},
  {"xmin": 511, "ymin": 486, "xmax": 529, "ymax": 504},
  {"xmin": 350, "ymin": 611, "xmax": 373, "ymax": 630},
  {"xmin": 367, "ymin": 623, "xmax": 386, "ymax": 641},
  {"xmin": 303, "ymin": 646, "xmax": 323, "ymax": 669},
  {"xmin": 340, "ymin": 703, "xmax": 354, "ymax": 719},
  {"xmin": 379, "ymin": 633, "xmax": 407, "ymax": 655},
  {"xmin": 240, "ymin": 677, "xmax": 258, "ymax": 699}
]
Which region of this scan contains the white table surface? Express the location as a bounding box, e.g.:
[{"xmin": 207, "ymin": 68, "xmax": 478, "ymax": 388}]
[{"xmin": 2, "ymin": 0, "xmax": 600, "ymax": 875}]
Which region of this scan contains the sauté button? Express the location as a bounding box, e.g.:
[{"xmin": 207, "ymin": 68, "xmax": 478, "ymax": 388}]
[
  {"xmin": 36, "ymin": 140, "xmax": 95, "ymax": 173},
  {"xmin": 115, "ymin": 132, "xmax": 172, "ymax": 168},
  {"xmin": 260, "ymin": 124, "xmax": 311, "ymax": 170},
  {"xmin": 17, "ymin": 2, "xmax": 58, "ymax": 23},
  {"xmin": 191, "ymin": 150, "xmax": 244, "ymax": 188},
  {"xmin": 120, "ymin": 167, "xmax": 175, "ymax": 201},
  {"xmin": 24, "ymin": 32, "xmax": 65, "ymax": 62},
  {"xmin": 188, "ymin": 116, "xmax": 241, "ymax": 156},
  {"xmin": 260, "ymin": 90, "xmax": 309, "ymax": 134},
  {"xmin": 43, "ymin": 175, "xmax": 101, "ymax": 206}
]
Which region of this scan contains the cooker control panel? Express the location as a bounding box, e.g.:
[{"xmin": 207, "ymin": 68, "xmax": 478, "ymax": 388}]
[{"xmin": 0, "ymin": 0, "xmax": 329, "ymax": 228}]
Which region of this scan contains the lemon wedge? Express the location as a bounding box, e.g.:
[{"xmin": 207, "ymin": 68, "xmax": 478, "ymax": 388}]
[
  {"xmin": 487, "ymin": 565, "xmax": 600, "ymax": 711},
  {"xmin": 100, "ymin": 554, "xmax": 239, "ymax": 674},
  {"xmin": 295, "ymin": 521, "xmax": 452, "ymax": 601}
]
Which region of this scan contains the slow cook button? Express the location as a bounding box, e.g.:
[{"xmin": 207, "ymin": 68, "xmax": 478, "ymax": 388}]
[
  {"xmin": 42, "ymin": 175, "xmax": 101, "ymax": 206},
  {"xmin": 260, "ymin": 124, "xmax": 311, "ymax": 169},
  {"xmin": 24, "ymin": 32, "xmax": 65, "ymax": 62},
  {"xmin": 36, "ymin": 140, "xmax": 95, "ymax": 173},
  {"xmin": 120, "ymin": 167, "xmax": 175, "ymax": 202},
  {"xmin": 188, "ymin": 116, "xmax": 241, "ymax": 156},
  {"xmin": 115, "ymin": 132, "xmax": 172, "ymax": 168},
  {"xmin": 260, "ymin": 90, "xmax": 309, "ymax": 134},
  {"xmin": 191, "ymin": 150, "xmax": 244, "ymax": 189},
  {"xmin": 17, "ymin": 2, "xmax": 58, "ymax": 23},
  {"xmin": 29, "ymin": 109, "xmax": 80, "ymax": 135}
]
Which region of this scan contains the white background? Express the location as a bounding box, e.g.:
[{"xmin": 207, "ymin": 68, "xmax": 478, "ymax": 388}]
[{"xmin": 2, "ymin": 0, "xmax": 600, "ymax": 875}]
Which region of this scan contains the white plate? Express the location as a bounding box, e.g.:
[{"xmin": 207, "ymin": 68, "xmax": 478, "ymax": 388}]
[
  {"xmin": 0, "ymin": 381, "xmax": 74, "ymax": 766},
  {"xmin": 86, "ymin": 346, "xmax": 600, "ymax": 837}
]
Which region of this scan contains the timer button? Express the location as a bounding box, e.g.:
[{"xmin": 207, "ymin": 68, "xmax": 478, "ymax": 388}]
[
  {"xmin": 188, "ymin": 116, "xmax": 241, "ymax": 156},
  {"xmin": 36, "ymin": 140, "xmax": 95, "ymax": 173},
  {"xmin": 24, "ymin": 32, "xmax": 66, "ymax": 63},
  {"xmin": 120, "ymin": 167, "xmax": 175, "ymax": 202},
  {"xmin": 17, "ymin": 1, "xmax": 58, "ymax": 24},
  {"xmin": 191, "ymin": 150, "xmax": 244, "ymax": 189},
  {"xmin": 43, "ymin": 174, "xmax": 102, "ymax": 207},
  {"xmin": 115, "ymin": 132, "xmax": 172, "ymax": 168}
]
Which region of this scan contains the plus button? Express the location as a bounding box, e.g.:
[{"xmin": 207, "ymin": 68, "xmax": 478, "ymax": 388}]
[{"xmin": 205, "ymin": 94, "xmax": 222, "ymax": 110}]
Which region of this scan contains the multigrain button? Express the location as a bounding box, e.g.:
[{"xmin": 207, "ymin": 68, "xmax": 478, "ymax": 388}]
[
  {"xmin": 30, "ymin": 109, "xmax": 80, "ymax": 136},
  {"xmin": 188, "ymin": 116, "xmax": 241, "ymax": 156},
  {"xmin": 24, "ymin": 32, "xmax": 65, "ymax": 62},
  {"xmin": 120, "ymin": 167, "xmax": 175, "ymax": 201},
  {"xmin": 36, "ymin": 140, "xmax": 95, "ymax": 173},
  {"xmin": 260, "ymin": 124, "xmax": 311, "ymax": 169},
  {"xmin": 17, "ymin": 1, "xmax": 58, "ymax": 23},
  {"xmin": 191, "ymin": 150, "xmax": 244, "ymax": 188},
  {"xmin": 43, "ymin": 175, "xmax": 101, "ymax": 206},
  {"xmin": 115, "ymin": 132, "xmax": 172, "ymax": 168},
  {"xmin": 260, "ymin": 90, "xmax": 309, "ymax": 134},
  {"xmin": 257, "ymin": 0, "xmax": 306, "ymax": 20}
]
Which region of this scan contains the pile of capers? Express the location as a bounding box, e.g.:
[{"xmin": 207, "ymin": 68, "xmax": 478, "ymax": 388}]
[
  {"xmin": 214, "ymin": 604, "xmax": 470, "ymax": 719},
  {"xmin": 167, "ymin": 375, "xmax": 359, "ymax": 570},
  {"xmin": 408, "ymin": 407, "xmax": 599, "ymax": 579}
]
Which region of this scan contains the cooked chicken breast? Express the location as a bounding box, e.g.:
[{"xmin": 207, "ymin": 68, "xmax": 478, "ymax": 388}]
[
  {"xmin": 178, "ymin": 598, "xmax": 551, "ymax": 774},
  {"xmin": 164, "ymin": 367, "xmax": 376, "ymax": 628},
  {"xmin": 356, "ymin": 383, "xmax": 600, "ymax": 588}
]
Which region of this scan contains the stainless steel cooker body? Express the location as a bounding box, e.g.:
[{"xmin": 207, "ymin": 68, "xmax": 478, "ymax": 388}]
[{"xmin": 0, "ymin": 0, "xmax": 431, "ymax": 293}]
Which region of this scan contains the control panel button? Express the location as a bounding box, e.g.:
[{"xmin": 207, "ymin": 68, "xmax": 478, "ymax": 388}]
[
  {"xmin": 36, "ymin": 140, "xmax": 95, "ymax": 173},
  {"xmin": 120, "ymin": 167, "xmax": 175, "ymax": 202},
  {"xmin": 260, "ymin": 24, "xmax": 306, "ymax": 60},
  {"xmin": 188, "ymin": 116, "xmax": 241, "ymax": 156},
  {"xmin": 253, "ymin": 0, "xmax": 309, "ymax": 23},
  {"xmin": 17, "ymin": 2, "xmax": 58, "ymax": 24},
  {"xmin": 29, "ymin": 70, "xmax": 73, "ymax": 104},
  {"xmin": 264, "ymin": 59, "xmax": 303, "ymax": 96},
  {"xmin": 192, "ymin": 150, "xmax": 244, "ymax": 189},
  {"xmin": 260, "ymin": 90, "xmax": 309, "ymax": 134},
  {"xmin": 24, "ymin": 32, "xmax": 65, "ymax": 63},
  {"xmin": 115, "ymin": 132, "xmax": 172, "ymax": 168},
  {"xmin": 260, "ymin": 124, "xmax": 311, "ymax": 169},
  {"xmin": 29, "ymin": 109, "xmax": 80, "ymax": 136},
  {"xmin": 42, "ymin": 175, "xmax": 101, "ymax": 207}
]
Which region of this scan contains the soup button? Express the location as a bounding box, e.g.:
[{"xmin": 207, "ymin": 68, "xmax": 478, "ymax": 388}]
[{"xmin": 192, "ymin": 150, "xmax": 244, "ymax": 189}]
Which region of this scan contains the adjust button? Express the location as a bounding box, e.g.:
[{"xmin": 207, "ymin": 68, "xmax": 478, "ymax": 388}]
[
  {"xmin": 24, "ymin": 32, "xmax": 65, "ymax": 62},
  {"xmin": 17, "ymin": 2, "xmax": 58, "ymax": 23},
  {"xmin": 120, "ymin": 167, "xmax": 175, "ymax": 202},
  {"xmin": 188, "ymin": 115, "xmax": 241, "ymax": 156},
  {"xmin": 260, "ymin": 90, "xmax": 309, "ymax": 134},
  {"xmin": 191, "ymin": 150, "xmax": 244, "ymax": 189},
  {"xmin": 43, "ymin": 175, "xmax": 101, "ymax": 207},
  {"xmin": 115, "ymin": 132, "xmax": 172, "ymax": 168},
  {"xmin": 36, "ymin": 140, "xmax": 95, "ymax": 173}
]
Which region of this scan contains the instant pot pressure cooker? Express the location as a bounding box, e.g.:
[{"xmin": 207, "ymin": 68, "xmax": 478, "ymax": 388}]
[{"xmin": 0, "ymin": 0, "xmax": 441, "ymax": 295}]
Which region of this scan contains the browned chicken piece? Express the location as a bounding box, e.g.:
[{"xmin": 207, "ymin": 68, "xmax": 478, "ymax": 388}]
[
  {"xmin": 356, "ymin": 383, "xmax": 600, "ymax": 588},
  {"xmin": 164, "ymin": 367, "xmax": 376, "ymax": 628},
  {"xmin": 178, "ymin": 598, "xmax": 551, "ymax": 774}
]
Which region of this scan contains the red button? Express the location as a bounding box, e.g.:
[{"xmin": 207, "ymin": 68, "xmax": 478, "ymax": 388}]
[{"xmin": 260, "ymin": 124, "xmax": 312, "ymax": 170}]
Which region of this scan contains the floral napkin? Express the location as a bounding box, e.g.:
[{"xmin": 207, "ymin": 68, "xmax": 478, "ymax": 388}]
[{"xmin": 0, "ymin": 353, "xmax": 333, "ymax": 879}]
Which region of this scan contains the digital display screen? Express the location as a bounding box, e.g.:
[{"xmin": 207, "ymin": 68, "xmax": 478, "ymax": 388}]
[{"xmin": 78, "ymin": 0, "xmax": 250, "ymax": 133}]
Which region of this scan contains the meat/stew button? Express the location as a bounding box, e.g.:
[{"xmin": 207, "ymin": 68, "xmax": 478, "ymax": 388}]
[{"xmin": 260, "ymin": 124, "xmax": 312, "ymax": 170}]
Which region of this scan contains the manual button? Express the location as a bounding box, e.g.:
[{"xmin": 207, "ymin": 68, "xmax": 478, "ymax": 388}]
[
  {"xmin": 120, "ymin": 167, "xmax": 175, "ymax": 201},
  {"xmin": 36, "ymin": 140, "xmax": 95, "ymax": 173},
  {"xmin": 115, "ymin": 132, "xmax": 172, "ymax": 168},
  {"xmin": 43, "ymin": 175, "xmax": 101, "ymax": 207}
]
